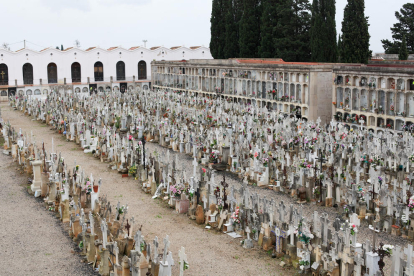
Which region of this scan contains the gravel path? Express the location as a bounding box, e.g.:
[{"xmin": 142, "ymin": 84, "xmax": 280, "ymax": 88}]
[
  {"xmin": 0, "ymin": 140, "xmax": 96, "ymax": 276},
  {"xmin": 0, "ymin": 104, "xmax": 296, "ymax": 275}
]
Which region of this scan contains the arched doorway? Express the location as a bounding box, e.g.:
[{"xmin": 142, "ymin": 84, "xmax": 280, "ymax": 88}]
[
  {"xmin": 0, "ymin": 64, "xmax": 8, "ymax": 85},
  {"xmin": 94, "ymin": 62, "xmax": 104, "ymax": 82},
  {"xmin": 138, "ymin": 60, "xmax": 147, "ymax": 80},
  {"xmin": 47, "ymin": 63, "xmax": 58, "ymax": 84},
  {"xmin": 116, "ymin": 61, "xmax": 125, "ymax": 81},
  {"xmin": 23, "ymin": 63, "xmax": 33, "ymax": 85},
  {"xmin": 71, "ymin": 62, "xmax": 81, "ymax": 83}
]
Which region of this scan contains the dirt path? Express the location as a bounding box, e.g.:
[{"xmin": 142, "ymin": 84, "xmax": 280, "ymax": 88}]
[
  {"xmin": 0, "ymin": 138, "xmax": 95, "ymax": 275},
  {"xmin": 0, "ymin": 104, "xmax": 294, "ymax": 276}
]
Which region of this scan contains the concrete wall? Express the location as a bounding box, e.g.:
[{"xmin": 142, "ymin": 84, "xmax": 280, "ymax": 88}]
[{"xmin": 309, "ymin": 71, "xmax": 333, "ymax": 123}]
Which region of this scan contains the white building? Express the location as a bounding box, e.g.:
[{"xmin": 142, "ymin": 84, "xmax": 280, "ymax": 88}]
[{"xmin": 0, "ymin": 45, "xmax": 212, "ymax": 99}]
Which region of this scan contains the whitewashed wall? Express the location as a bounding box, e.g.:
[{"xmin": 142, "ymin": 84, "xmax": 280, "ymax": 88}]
[{"xmin": 0, "ymin": 46, "xmax": 212, "ymax": 86}]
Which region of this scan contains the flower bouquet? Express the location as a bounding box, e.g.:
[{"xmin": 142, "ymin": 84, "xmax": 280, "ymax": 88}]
[{"xmin": 231, "ymin": 206, "xmax": 241, "ymax": 225}]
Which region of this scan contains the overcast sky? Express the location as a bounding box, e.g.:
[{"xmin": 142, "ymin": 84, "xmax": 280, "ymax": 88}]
[{"xmin": 1, "ymin": 0, "xmax": 407, "ymax": 54}]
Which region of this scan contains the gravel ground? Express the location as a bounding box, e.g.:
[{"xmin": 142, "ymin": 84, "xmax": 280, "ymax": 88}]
[
  {"xmin": 2, "ymin": 102, "xmax": 410, "ymax": 275},
  {"xmin": 0, "ymin": 141, "xmax": 96, "ymax": 276},
  {"xmin": 0, "ymin": 104, "xmax": 296, "ymax": 276}
]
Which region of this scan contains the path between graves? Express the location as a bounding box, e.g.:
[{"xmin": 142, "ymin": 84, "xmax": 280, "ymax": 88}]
[
  {"xmin": 0, "ymin": 104, "xmax": 297, "ymax": 275},
  {"xmin": 0, "ymin": 139, "xmax": 95, "ymax": 275}
]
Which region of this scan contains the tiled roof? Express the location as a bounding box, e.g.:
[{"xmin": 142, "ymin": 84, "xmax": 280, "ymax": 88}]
[
  {"xmin": 107, "ymin": 46, "xmax": 118, "ymax": 51},
  {"xmin": 150, "ymin": 46, "xmax": 161, "ymax": 50},
  {"xmin": 85, "ymin": 47, "xmax": 96, "ymax": 51},
  {"xmin": 170, "ymin": 46, "xmax": 181, "ymax": 50},
  {"xmin": 129, "ymin": 46, "xmax": 140, "ymax": 50},
  {"xmin": 15, "ymin": 48, "xmax": 25, "ymax": 52},
  {"xmin": 63, "ymin": 47, "xmax": 73, "ymax": 51},
  {"xmin": 190, "ymin": 46, "xmax": 201, "ymax": 49},
  {"xmin": 40, "ymin": 47, "xmax": 50, "ymax": 52}
]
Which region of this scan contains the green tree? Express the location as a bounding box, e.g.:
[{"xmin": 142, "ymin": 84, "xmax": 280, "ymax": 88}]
[
  {"xmin": 341, "ymin": 0, "xmax": 371, "ymax": 63},
  {"xmin": 259, "ymin": 0, "xmax": 279, "ymax": 58},
  {"xmin": 382, "ymin": 3, "xmax": 414, "ymax": 54},
  {"xmin": 322, "ymin": 0, "xmax": 337, "ymax": 62},
  {"xmin": 274, "ymin": 0, "xmax": 312, "ymax": 62},
  {"xmin": 61, "ymin": 45, "xmax": 64, "ymax": 51},
  {"xmin": 224, "ymin": 0, "xmax": 242, "ymax": 58},
  {"xmin": 310, "ymin": 0, "xmax": 322, "ymax": 61},
  {"xmin": 210, "ymin": 0, "xmax": 226, "ymax": 59},
  {"xmin": 399, "ymin": 35, "xmax": 409, "ymax": 60},
  {"xmin": 239, "ymin": 0, "xmax": 262, "ymax": 58},
  {"xmin": 337, "ymin": 34, "xmax": 343, "ymax": 62}
]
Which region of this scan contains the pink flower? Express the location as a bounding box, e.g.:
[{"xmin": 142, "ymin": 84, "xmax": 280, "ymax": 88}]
[{"xmin": 254, "ymin": 152, "xmax": 258, "ymax": 158}]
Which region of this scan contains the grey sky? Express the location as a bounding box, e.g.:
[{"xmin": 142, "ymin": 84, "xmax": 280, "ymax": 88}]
[{"xmin": 1, "ymin": 0, "xmax": 407, "ymax": 54}]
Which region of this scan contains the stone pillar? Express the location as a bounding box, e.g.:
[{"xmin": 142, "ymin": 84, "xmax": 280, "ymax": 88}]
[
  {"xmin": 87, "ymin": 234, "xmax": 96, "ymax": 263},
  {"xmin": 99, "ymin": 248, "xmax": 110, "ymax": 276},
  {"xmin": 59, "ymin": 199, "xmax": 70, "ymax": 223},
  {"xmin": 11, "ymin": 144, "xmax": 18, "ymax": 161},
  {"xmin": 122, "ymin": 255, "xmax": 130, "ymax": 276},
  {"xmin": 31, "ymin": 160, "xmax": 42, "ymax": 193}
]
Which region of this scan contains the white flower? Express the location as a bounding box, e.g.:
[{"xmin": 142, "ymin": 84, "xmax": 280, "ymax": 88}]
[{"xmin": 300, "ymin": 265, "xmax": 304, "ymax": 270}]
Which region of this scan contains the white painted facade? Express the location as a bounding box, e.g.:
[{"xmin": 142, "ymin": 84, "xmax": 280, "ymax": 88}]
[{"xmin": 0, "ymin": 45, "xmax": 212, "ymax": 87}]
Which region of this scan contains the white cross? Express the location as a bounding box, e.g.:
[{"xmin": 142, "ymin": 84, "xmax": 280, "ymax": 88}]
[
  {"xmin": 178, "ymin": 246, "xmax": 188, "ymax": 276},
  {"xmin": 114, "ymin": 241, "xmax": 119, "ymax": 265},
  {"xmin": 405, "ymin": 244, "xmax": 414, "ymax": 267}
]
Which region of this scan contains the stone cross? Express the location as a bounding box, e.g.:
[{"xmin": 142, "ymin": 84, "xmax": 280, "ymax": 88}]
[
  {"xmin": 101, "ymin": 219, "xmax": 108, "ymax": 249},
  {"xmin": 163, "ymin": 235, "xmax": 170, "ymax": 264},
  {"xmin": 134, "ymin": 230, "xmax": 143, "ymax": 253},
  {"xmin": 405, "ymin": 244, "xmax": 414, "ymax": 267},
  {"xmin": 274, "ymin": 227, "xmax": 286, "ymax": 254},
  {"xmin": 288, "ymin": 224, "xmax": 295, "ymax": 245},
  {"xmin": 88, "ymin": 211, "xmax": 94, "ymax": 235},
  {"xmin": 354, "ymin": 253, "xmax": 364, "ymax": 276},
  {"xmin": 391, "ymin": 245, "xmax": 403, "ymax": 276},
  {"xmin": 153, "ymin": 236, "xmax": 159, "ymax": 264},
  {"xmin": 178, "ymin": 246, "xmax": 188, "ymax": 276},
  {"xmin": 114, "ymin": 241, "xmax": 119, "ymax": 266}
]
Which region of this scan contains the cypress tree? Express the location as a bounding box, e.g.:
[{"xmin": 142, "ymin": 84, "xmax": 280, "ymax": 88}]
[
  {"xmin": 224, "ymin": 0, "xmax": 241, "ymax": 58},
  {"xmin": 341, "ymin": 0, "xmax": 371, "ymax": 63},
  {"xmin": 311, "ymin": 0, "xmax": 337, "ymax": 62},
  {"xmin": 399, "ymin": 35, "xmax": 409, "ymax": 60},
  {"xmin": 210, "ymin": 0, "xmax": 226, "ymax": 59},
  {"xmin": 274, "ymin": 0, "xmax": 312, "ymax": 62},
  {"xmin": 324, "ymin": 0, "xmax": 337, "ymax": 62},
  {"xmin": 337, "ymin": 34, "xmax": 342, "ymax": 62},
  {"xmin": 239, "ymin": 0, "xmax": 261, "ymax": 58},
  {"xmin": 258, "ymin": 0, "xmax": 278, "ymax": 58},
  {"xmin": 61, "ymin": 45, "xmax": 64, "ymax": 51},
  {"xmin": 310, "ymin": 0, "xmax": 322, "ymax": 61}
]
